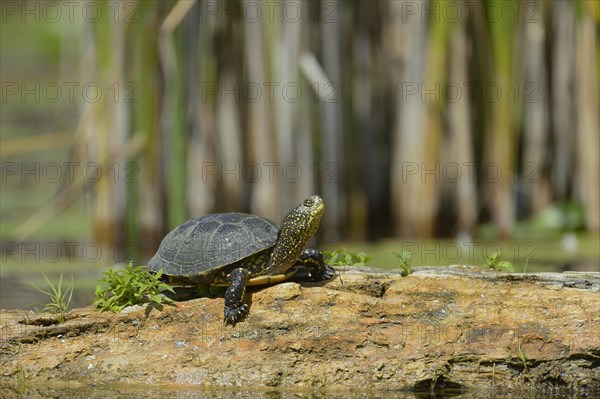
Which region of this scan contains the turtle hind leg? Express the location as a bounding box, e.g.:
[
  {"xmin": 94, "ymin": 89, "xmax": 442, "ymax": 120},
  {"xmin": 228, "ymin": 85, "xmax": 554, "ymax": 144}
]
[
  {"xmin": 224, "ymin": 268, "xmax": 250, "ymax": 325},
  {"xmin": 299, "ymin": 249, "xmax": 336, "ymax": 281}
]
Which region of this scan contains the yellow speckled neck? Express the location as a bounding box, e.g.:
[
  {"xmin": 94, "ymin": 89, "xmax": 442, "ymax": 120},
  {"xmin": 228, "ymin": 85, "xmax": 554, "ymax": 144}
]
[{"xmin": 268, "ymin": 195, "xmax": 324, "ymax": 274}]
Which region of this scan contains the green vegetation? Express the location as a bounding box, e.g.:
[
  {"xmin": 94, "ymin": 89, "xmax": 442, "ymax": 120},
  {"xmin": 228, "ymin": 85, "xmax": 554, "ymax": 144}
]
[
  {"xmin": 95, "ymin": 262, "xmax": 174, "ymax": 312},
  {"xmin": 30, "ymin": 273, "xmax": 73, "ymax": 323},
  {"xmin": 323, "ymin": 248, "xmax": 370, "ymax": 266},
  {"xmin": 392, "ymin": 251, "xmax": 413, "ymax": 276},
  {"xmin": 483, "ymin": 252, "xmax": 515, "ymax": 272},
  {"xmin": 518, "ymin": 340, "xmax": 529, "ymax": 373},
  {"xmin": 16, "ymin": 364, "xmax": 25, "ymax": 394},
  {"xmin": 337, "ymin": 235, "xmax": 599, "ymax": 272}
]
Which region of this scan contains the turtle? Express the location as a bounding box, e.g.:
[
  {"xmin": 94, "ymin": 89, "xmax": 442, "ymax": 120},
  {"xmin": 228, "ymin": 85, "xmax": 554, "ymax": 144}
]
[{"xmin": 147, "ymin": 195, "xmax": 335, "ymax": 325}]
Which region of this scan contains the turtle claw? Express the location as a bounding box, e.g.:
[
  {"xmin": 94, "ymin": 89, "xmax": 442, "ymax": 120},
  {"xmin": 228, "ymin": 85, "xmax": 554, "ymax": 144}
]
[
  {"xmin": 223, "ymin": 268, "xmax": 250, "ymax": 325},
  {"xmin": 320, "ymin": 264, "xmax": 336, "ymax": 281},
  {"xmin": 310, "ymin": 263, "xmax": 335, "ymax": 281},
  {"xmin": 224, "ymin": 303, "xmax": 249, "ymax": 325},
  {"xmin": 300, "ymin": 249, "xmax": 335, "ymax": 281}
]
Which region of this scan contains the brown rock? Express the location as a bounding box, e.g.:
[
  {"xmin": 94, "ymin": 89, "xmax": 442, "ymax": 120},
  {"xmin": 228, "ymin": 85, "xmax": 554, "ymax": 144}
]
[{"xmin": 1, "ymin": 266, "xmax": 598, "ymax": 395}]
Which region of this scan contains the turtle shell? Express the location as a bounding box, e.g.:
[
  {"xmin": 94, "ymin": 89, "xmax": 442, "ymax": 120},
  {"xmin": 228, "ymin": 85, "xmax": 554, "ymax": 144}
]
[{"xmin": 147, "ymin": 213, "xmax": 279, "ymax": 277}]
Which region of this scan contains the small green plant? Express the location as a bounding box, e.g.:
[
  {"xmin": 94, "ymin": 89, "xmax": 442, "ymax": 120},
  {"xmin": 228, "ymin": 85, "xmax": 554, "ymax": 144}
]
[
  {"xmin": 323, "ymin": 249, "xmax": 370, "ymax": 266},
  {"xmin": 16, "ymin": 364, "xmax": 25, "ymax": 394},
  {"xmin": 95, "ymin": 262, "xmax": 175, "ymax": 312},
  {"xmin": 518, "ymin": 340, "xmax": 529, "ymax": 372},
  {"xmin": 392, "ymin": 251, "xmax": 413, "ymax": 276},
  {"xmin": 483, "ymin": 251, "xmax": 515, "ymax": 272},
  {"xmin": 523, "ymin": 256, "xmax": 530, "ymax": 273},
  {"xmin": 30, "ymin": 273, "xmax": 73, "ymax": 323}
]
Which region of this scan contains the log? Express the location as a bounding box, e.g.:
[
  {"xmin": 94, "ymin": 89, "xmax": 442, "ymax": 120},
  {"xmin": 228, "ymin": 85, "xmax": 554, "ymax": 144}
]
[{"xmin": 1, "ymin": 266, "xmax": 598, "ymax": 396}]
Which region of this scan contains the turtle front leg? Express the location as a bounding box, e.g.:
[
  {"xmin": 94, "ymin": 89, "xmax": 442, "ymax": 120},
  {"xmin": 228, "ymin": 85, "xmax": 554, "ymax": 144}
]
[
  {"xmin": 224, "ymin": 268, "xmax": 250, "ymax": 325},
  {"xmin": 299, "ymin": 249, "xmax": 335, "ymax": 281}
]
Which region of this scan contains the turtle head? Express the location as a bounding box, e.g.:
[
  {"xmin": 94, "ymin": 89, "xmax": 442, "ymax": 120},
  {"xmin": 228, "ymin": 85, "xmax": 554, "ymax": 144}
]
[
  {"xmin": 268, "ymin": 195, "xmax": 324, "ymax": 272},
  {"xmin": 287, "ymin": 195, "xmax": 324, "ymax": 237}
]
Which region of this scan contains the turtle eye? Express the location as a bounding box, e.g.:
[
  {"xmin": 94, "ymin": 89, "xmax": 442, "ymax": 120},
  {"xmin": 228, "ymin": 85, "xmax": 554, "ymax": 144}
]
[{"xmin": 303, "ymin": 199, "xmax": 314, "ymax": 207}]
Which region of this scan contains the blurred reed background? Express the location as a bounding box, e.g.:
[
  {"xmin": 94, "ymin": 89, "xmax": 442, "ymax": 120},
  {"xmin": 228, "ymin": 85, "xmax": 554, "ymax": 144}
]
[{"xmin": 1, "ymin": 0, "xmax": 599, "ymax": 266}]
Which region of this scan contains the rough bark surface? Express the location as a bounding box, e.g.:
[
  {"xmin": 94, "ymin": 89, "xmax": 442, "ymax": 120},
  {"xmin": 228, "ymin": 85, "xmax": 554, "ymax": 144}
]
[{"xmin": 1, "ymin": 266, "xmax": 598, "ymax": 395}]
